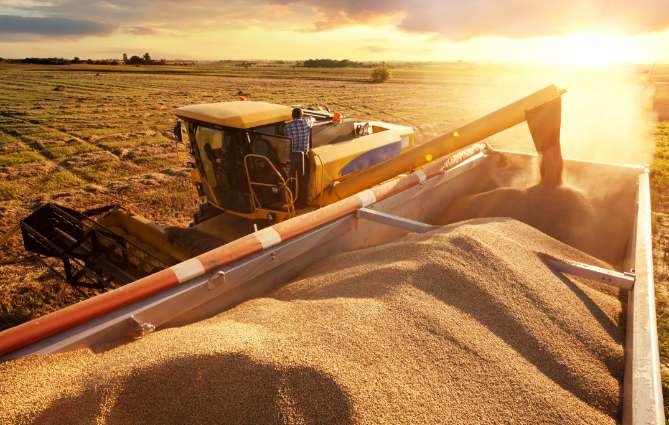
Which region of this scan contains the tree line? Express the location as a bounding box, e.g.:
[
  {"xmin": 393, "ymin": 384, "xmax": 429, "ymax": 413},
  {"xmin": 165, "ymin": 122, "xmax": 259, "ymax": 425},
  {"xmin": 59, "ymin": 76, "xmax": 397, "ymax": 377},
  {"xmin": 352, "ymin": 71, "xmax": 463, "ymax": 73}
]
[
  {"xmin": 2, "ymin": 57, "xmax": 120, "ymax": 65},
  {"xmin": 121, "ymin": 52, "xmax": 166, "ymax": 65},
  {"xmin": 0, "ymin": 52, "xmax": 166, "ymax": 66},
  {"xmin": 302, "ymin": 59, "xmax": 370, "ymax": 68}
]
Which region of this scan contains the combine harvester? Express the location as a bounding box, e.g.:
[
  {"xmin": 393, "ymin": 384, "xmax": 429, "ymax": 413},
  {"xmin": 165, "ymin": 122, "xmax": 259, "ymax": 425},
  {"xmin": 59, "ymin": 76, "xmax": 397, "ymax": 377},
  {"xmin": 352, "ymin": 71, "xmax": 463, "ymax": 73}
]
[{"xmin": 0, "ymin": 86, "xmax": 663, "ymax": 424}]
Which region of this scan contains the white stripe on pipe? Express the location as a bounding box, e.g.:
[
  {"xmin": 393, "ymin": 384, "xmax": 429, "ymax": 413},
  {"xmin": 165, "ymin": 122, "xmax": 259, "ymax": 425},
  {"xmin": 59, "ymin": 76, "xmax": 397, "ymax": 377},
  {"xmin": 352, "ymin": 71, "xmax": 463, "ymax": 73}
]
[
  {"xmin": 171, "ymin": 258, "xmax": 206, "ymax": 283},
  {"xmin": 255, "ymin": 226, "xmax": 282, "ymax": 249},
  {"xmin": 413, "ymin": 170, "xmax": 427, "ymax": 183},
  {"xmin": 358, "ymin": 189, "xmax": 377, "ymax": 207}
]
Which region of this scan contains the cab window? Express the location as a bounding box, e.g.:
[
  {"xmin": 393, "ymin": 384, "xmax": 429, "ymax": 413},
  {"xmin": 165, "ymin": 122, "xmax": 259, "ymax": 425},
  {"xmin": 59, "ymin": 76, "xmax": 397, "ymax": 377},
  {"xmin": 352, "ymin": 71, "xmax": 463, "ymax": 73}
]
[
  {"xmin": 254, "ymin": 122, "xmax": 285, "ymax": 137},
  {"xmin": 194, "ymin": 126, "xmax": 225, "ymax": 200}
]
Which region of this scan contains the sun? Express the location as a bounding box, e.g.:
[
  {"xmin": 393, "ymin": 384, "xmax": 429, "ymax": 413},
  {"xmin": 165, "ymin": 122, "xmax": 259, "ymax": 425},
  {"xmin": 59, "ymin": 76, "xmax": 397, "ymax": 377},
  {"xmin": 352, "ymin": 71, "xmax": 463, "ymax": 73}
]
[{"xmin": 553, "ymin": 32, "xmax": 642, "ymax": 66}]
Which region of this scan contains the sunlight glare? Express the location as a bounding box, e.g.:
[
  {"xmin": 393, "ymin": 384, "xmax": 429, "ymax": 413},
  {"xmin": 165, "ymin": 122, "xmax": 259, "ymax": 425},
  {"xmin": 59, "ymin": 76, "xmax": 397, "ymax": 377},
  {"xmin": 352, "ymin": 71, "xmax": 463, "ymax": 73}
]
[{"xmin": 553, "ymin": 32, "xmax": 642, "ymax": 66}]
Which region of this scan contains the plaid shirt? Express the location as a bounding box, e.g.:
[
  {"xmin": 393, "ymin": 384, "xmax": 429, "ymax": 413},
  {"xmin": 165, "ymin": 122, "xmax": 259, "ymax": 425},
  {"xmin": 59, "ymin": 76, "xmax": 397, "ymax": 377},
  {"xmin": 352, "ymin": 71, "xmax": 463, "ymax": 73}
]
[{"xmin": 284, "ymin": 117, "xmax": 314, "ymax": 153}]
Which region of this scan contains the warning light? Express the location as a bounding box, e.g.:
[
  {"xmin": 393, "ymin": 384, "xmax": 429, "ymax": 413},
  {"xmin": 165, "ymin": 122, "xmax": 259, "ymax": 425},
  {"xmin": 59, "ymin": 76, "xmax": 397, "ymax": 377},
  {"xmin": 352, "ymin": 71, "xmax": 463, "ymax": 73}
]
[
  {"xmin": 239, "ymin": 96, "xmax": 246, "ymax": 101},
  {"xmin": 453, "ymin": 131, "xmax": 460, "ymax": 137},
  {"xmin": 425, "ymin": 154, "xmax": 433, "ymax": 162}
]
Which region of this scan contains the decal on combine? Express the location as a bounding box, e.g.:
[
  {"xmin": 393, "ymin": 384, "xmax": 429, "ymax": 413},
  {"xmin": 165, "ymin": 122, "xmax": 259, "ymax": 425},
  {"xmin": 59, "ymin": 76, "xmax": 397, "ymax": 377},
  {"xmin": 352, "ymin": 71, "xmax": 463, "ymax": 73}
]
[{"xmin": 340, "ymin": 141, "xmax": 402, "ymax": 176}]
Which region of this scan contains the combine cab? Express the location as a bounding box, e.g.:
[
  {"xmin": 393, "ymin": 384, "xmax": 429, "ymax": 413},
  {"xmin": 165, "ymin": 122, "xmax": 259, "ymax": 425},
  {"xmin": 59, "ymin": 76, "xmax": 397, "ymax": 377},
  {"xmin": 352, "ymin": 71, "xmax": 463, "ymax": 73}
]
[{"xmin": 173, "ymin": 101, "xmax": 415, "ymax": 224}]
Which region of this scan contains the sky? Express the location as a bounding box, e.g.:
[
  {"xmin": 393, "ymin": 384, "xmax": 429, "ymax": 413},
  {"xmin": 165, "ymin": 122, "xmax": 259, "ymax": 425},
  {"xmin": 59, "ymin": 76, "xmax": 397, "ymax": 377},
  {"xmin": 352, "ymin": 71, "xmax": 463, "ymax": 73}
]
[{"xmin": 1, "ymin": 0, "xmax": 669, "ymax": 63}]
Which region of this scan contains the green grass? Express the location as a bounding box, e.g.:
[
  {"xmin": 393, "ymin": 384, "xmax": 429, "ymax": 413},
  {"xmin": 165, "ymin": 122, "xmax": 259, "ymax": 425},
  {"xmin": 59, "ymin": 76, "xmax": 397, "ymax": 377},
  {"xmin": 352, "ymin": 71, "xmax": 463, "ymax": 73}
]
[
  {"xmin": 0, "ymin": 131, "xmax": 19, "ymax": 144},
  {"xmin": 43, "ymin": 142, "xmax": 100, "ymax": 159},
  {"xmin": 38, "ymin": 169, "xmax": 83, "ymax": 192},
  {"xmin": 0, "ymin": 180, "xmax": 24, "ymax": 200},
  {"xmin": 0, "ymin": 150, "xmax": 44, "ymax": 166},
  {"xmin": 72, "ymin": 161, "xmax": 139, "ymax": 182},
  {"xmin": 97, "ymin": 139, "xmax": 139, "ymax": 150}
]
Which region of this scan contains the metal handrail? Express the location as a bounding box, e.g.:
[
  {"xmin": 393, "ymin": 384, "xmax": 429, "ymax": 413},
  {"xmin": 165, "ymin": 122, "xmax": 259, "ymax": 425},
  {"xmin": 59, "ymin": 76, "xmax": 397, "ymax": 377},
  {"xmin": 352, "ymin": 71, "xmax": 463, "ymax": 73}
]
[{"xmin": 243, "ymin": 154, "xmax": 296, "ymax": 218}]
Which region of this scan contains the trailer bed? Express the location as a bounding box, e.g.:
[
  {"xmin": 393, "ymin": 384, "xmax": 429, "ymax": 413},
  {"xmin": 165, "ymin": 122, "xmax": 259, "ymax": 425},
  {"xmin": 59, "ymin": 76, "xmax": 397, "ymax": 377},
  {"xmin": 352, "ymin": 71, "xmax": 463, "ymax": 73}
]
[{"xmin": 0, "ymin": 148, "xmax": 662, "ymax": 424}]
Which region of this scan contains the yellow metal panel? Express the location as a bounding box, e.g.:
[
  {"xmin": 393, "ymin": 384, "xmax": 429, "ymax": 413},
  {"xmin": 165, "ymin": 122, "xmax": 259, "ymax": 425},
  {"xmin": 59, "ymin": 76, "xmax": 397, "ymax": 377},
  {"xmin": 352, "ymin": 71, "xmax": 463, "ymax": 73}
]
[
  {"xmin": 175, "ymin": 101, "xmax": 292, "ymax": 129},
  {"xmin": 98, "ymin": 210, "xmax": 186, "ymax": 263},
  {"xmin": 307, "ymin": 127, "xmax": 414, "ymax": 203}
]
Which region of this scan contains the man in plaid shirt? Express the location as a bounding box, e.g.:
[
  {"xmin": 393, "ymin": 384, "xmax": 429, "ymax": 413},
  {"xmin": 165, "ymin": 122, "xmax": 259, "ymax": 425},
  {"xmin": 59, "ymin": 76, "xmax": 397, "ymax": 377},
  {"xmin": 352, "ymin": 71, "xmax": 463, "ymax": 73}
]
[{"xmin": 284, "ymin": 108, "xmax": 315, "ymax": 153}]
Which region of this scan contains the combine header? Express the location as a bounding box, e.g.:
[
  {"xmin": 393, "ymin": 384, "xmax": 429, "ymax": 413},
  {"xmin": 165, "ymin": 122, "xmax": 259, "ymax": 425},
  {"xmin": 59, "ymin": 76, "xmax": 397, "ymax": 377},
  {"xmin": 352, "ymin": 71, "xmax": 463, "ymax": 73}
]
[{"xmin": 20, "ymin": 204, "xmax": 166, "ymax": 287}]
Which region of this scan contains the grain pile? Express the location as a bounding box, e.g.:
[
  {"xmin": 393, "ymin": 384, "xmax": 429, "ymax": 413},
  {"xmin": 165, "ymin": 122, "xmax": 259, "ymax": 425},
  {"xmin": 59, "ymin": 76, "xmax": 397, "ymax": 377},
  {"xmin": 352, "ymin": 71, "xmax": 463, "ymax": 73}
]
[{"xmin": 0, "ymin": 219, "xmax": 624, "ymax": 425}]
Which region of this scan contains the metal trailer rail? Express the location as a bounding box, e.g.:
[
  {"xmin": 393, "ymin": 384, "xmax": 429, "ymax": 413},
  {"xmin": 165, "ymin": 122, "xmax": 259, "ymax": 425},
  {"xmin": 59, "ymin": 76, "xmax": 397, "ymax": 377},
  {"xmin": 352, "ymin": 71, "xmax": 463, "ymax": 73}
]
[
  {"xmin": 624, "ymin": 170, "xmax": 664, "ymax": 424},
  {"xmin": 0, "ymin": 148, "xmax": 663, "ymax": 424}
]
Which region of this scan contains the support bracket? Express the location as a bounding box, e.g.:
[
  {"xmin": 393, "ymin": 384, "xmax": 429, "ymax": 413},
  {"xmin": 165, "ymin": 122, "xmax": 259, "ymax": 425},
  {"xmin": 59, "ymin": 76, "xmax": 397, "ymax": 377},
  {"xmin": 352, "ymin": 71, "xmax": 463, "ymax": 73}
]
[
  {"xmin": 540, "ymin": 253, "xmax": 635, "ymax": 290},
  {"xmin": 207, "ymin": 270, "xmax": 225, "ymax": 290},
  {"xmin": 128, "ymin": 315, "xmax": 155, "ymax": 339},
  {"xmin": 356, "ymin": 208, "xmax": 435, "ymax": 234}
]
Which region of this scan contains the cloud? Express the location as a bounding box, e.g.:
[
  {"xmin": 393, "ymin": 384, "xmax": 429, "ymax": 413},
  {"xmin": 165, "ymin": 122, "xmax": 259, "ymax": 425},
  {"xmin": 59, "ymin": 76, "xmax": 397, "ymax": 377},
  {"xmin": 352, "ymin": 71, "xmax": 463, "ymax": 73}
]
[
  {"xmin": 0, "ymin": 0, "xmax": 279, "ymax": 37},
  {"xmin": 123, "ymin": 25, "xmax": 156, "ymax": 35},
  {"xmin": 360, "ymin": 45, "xmax": 389, "ymax": 53},
  {"xmin": 0, "ymin": 14, "xmax": 114, "ymax": 36},
  {"xmin": 270, "ymin": 0, "xmax": 669, "ymax": 38},
  {"xmin": 1, "ymin": 0, "xmax": 668, "ymax": 42}
]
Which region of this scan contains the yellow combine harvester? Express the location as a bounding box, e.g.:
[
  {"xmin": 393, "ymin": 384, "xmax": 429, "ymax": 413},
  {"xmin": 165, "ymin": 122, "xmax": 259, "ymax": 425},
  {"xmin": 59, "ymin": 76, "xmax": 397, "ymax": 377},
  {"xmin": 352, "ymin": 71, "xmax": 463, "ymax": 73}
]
[
  {"xmin": 18, "ymin": 86, "xmax": 562, "ymax": 286},
  {"xmin": 100, "ymin": 101, "xmax": 416, "ymax": 263},
  {"xmin": 19, "ymin": 100, "xmax": 417, "ymax": 283}
]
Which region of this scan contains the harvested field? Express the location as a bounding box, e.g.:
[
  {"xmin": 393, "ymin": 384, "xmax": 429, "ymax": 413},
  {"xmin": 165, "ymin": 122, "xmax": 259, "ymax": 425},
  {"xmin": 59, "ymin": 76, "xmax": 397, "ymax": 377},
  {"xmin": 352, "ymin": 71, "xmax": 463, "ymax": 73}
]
[{"xmin": 0, "ymin": 219, "xmax": 624, "ymax": 424}]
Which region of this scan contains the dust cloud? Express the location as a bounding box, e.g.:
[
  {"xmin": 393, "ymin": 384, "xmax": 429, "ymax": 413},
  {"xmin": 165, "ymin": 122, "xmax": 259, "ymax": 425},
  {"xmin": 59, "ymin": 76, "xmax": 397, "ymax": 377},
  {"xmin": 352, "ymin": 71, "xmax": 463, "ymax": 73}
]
[
  {"xmin": 436, "ymin": 65, "xmax": 650, "ymax": 263},
  {"xmin": 462, "ymin": 64, "xmax": 656, "ymax": 166}
]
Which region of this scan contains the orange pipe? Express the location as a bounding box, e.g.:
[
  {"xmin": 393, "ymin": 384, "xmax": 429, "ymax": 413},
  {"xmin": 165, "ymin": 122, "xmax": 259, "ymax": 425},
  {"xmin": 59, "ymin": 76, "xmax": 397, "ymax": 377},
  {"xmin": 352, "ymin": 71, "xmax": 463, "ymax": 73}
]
[
  {"xmin": 0, "ymin": 144, "xmax": 484, "ymax": 357},
  {"xmin": 0, "ymin": 268, "xmax": 176, "ymax": 356}
]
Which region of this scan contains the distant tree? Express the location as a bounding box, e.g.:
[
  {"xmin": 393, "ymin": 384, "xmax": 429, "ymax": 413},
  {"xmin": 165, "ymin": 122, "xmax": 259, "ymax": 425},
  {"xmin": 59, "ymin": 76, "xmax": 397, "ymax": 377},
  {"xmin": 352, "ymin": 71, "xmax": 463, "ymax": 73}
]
[
  {"xmin": 303, "ymin": 58, "xmax": 366, "ymax": 68},
  {"xmin": 122, "ymin": 53, "xmax": 128, "ymax": 64},
  {"xmin": 143, "ymin": 52, "xmax": 152, "ymax": 64},
  {"xmin": 86, "ymin": 58, "xmax": 93, "ymax": 64},
  {"xmin": 72, "ymin": 57, "xmax": 81, "ymax": 64},
  {"xmin": 370, "ymin": 64, "xmax": 391, "ymax": 83},
  {"xmin": 22, "ymin": 57, "xmax": 68, "ymax": 65},
  {"xmin": 127, "ymin": 55, "xmax": 144, "ymax": 65},
  {"xmin": 111, "ymin": 59, "xmax": 119, "ymax": 65}
]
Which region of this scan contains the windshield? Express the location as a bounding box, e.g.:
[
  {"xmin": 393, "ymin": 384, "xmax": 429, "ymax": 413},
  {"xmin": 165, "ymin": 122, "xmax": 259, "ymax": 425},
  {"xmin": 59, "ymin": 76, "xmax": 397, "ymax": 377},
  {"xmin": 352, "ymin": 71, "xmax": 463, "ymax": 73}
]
[
  {"xmin": 254, "ymin": 122, "xmax": 284, "ymax": 136},
  {"xmin": 194, "ymin": 126, "xmax": 225, "ymax": 203}
]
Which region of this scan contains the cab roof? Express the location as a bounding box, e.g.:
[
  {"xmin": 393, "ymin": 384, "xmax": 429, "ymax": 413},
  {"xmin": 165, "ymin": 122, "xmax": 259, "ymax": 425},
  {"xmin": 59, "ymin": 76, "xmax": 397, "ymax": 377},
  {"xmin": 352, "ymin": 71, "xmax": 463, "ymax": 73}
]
[{"xmin": 174, "ymin": 101, "xmax": 293, "ymax": 129}]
